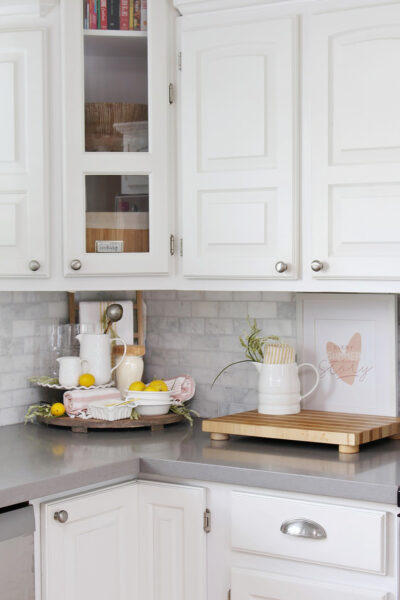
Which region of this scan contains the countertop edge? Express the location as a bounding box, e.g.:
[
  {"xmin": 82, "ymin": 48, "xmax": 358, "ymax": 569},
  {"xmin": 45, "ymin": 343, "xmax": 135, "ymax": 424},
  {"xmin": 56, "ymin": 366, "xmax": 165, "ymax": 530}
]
[
  {"xmin": 0, "ymin": 458, "xmax": 140, "ymax": 508},
  {"xmin": 139, "ymin": 457, "xmax": 398, "ymax": 505}
]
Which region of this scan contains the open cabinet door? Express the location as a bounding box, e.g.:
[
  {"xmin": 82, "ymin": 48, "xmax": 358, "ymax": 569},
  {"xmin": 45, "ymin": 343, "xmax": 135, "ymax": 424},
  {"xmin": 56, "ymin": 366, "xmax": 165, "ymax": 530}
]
[{"xmin": 138, "ymin": 481, "xmax": 207, "ymax": 600}]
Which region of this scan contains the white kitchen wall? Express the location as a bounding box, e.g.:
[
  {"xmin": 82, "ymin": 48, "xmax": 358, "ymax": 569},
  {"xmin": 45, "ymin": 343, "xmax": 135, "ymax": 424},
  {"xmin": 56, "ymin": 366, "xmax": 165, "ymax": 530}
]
[
  {"xmin": 0, "ymin": 292, "xmax": 68, "ymax": 426},
  {"xmin": 143, "ymin": 291, "xmax": 297, "ymax": 417},
  {"xmin": 0, "ymin": 290, "xmax": 398, "ymax": 424}
]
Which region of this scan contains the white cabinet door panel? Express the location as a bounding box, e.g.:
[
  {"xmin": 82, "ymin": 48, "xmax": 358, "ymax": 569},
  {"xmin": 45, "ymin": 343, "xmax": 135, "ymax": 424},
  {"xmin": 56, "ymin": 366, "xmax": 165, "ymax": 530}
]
[
  {"xmin": 42, "ymin": 482, "xmax": 138, "ymax": 600},
  {"xmin": 309, "ymin": 4, "xmax": 400, "ymax": 279},
  {"xmin": 62, "ymin": 0, "xmax": 171, "ymax": 276},
  {"xmin": 0, "ymin": 30, "xmax": 48, "ymax": 277},
  {"xmin": 231, "ymin": 569, "xmax": 389, "ymax": 600},
  {"xmin": 180, "ymin": 13, "xmax": 298, "ymax": 278},
  {"xmin": 138, "ymin": 481, "xmax": 206, "ymax": 600}
]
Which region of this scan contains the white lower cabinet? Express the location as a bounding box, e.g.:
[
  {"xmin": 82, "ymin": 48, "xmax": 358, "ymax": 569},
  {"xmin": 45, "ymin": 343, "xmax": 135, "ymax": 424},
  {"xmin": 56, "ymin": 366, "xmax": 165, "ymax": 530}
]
[
  {"xmin": 40, "ymin": 479, "xmax": 397, "ymax": 600},
  {"xmin": 41, "ymin": 480, "xmax": 207, "ymax": 600},
  {"xmin": 231, "ymin": 569, "xmax": 389, "ymax": 600},
  {"xmin": 138, "ymin": 481, "xmax": 207, "ymax": 600},
  {"xmin": 41, "ymin": 482, "xmax": 139, "ymax": 600}
]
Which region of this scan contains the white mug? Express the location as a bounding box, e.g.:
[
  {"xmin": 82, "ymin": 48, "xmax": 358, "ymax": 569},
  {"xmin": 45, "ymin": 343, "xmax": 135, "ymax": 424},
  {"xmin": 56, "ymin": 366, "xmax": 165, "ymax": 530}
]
[
  {"xmin": 253, "ymin": 362, "xmax": 320, "ymax": 415},
  {"xmin": 57, "ymin": 356, "xmax": 87, "ymax": 388}
]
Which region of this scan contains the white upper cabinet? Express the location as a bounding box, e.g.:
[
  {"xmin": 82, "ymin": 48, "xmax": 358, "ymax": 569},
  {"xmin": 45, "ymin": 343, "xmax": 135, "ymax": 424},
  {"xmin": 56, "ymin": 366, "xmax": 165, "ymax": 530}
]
[
  {"xmin": 61, "ymin": 0, "xmax": 173, "ymax": 277},
  {"xmin": 0, "ymin": 29, "xmax": 48, "ymax": 277},
  {"xmin": 309, "ymin": 3, "xmax": 400, "ymax": 280},
  {"xmin": 179, "ymin": 10, "xmax": 298, "ymax": 279}
]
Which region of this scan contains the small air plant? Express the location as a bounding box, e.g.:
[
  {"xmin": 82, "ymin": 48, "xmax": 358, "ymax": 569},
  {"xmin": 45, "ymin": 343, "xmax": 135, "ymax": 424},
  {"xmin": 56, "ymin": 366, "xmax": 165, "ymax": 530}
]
[{"xmin": 212, "ymin": 317, "xmax": 280, "ymax": 387}]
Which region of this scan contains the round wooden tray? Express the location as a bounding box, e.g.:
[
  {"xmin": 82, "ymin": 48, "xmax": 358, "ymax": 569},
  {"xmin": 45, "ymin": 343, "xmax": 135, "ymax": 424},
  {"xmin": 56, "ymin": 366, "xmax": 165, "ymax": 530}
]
[{"xmin": 38, "ymin": 413, "xmax": 184, "ymax": 433}]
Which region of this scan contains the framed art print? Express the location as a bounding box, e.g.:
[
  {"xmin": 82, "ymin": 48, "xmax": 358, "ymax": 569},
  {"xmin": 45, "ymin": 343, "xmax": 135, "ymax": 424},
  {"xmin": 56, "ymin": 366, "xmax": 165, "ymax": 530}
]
[{"xmin": 297, "ymin": 294, "xmax": 398, "ymax": 416}]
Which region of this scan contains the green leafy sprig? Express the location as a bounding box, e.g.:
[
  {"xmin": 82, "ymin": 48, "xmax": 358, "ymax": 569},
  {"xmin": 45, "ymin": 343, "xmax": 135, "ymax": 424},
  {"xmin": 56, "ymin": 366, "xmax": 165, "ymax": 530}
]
[
  {"xmin": 170, "ymin": 403, "xmax": 199, "ymax": 426},
  {"xmin": 212, "ymin": 317, "xmax": 280, "ymax": 387},
  {"xmin": 29, "ymin": 376, "xmax": 59, "ymax": 385},
  {"xmin": 239, "ymin": 318, "xmax": 280, "ymax": 363},
  {"xmin": 24, "ymin": 403, "xmax": 52, "ymax": 424}
]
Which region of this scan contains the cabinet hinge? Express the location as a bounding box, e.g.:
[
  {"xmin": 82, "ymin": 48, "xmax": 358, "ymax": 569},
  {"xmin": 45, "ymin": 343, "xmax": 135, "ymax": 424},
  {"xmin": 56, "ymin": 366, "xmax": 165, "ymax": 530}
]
[
  {"xmin": 179, "ymin": 238, "xmax": 183, "ymax": 257},
  {"xmin": 169, "ymin": 82, "xmax": 174, "ymax": 104},
  {"xmin": 397, "ymin": 486, "xmax": 400, "ymax": 508},
  {"xmin": 169, "ymin": 234, "xmax": 175, "ymax": 256},
  {"xmin": 178, "ymin": 51, "xmax": 182, "ymax": 71},
  {"xmin": 203, "ymin": 508, "xmax": 211, "ymax": 533}
]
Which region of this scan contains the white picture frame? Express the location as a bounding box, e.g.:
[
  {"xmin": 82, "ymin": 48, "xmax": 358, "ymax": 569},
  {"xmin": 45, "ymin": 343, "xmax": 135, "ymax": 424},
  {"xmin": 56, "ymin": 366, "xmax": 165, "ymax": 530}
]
[{"xmin": 297, "ymin": 294, "xmax": 398, "ymax": 416}]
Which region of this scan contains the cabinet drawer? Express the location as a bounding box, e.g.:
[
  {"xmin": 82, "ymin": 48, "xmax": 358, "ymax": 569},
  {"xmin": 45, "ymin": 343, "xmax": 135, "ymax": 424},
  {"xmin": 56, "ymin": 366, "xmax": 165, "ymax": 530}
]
[
  {"xmin": 231, "ymin": 568, "xmax": 389, "ymax": 600},
  {"xmin": 231, "ymin": 492, "xmax": 386, "ymax": 574}
]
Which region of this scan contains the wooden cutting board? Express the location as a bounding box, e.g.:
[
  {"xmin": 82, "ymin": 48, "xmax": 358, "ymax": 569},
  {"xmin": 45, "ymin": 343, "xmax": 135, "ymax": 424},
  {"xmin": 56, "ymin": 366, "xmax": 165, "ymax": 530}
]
[{"xmin": 202, "ymin": 410, "xmax": 400, "ymax": 454}]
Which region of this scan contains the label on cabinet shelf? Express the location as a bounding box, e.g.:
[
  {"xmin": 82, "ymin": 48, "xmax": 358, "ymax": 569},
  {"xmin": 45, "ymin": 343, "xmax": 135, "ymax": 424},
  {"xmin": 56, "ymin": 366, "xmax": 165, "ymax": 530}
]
[{"xmin": 95, "ymin": 241, "xmax": 124, "ymax": 253}]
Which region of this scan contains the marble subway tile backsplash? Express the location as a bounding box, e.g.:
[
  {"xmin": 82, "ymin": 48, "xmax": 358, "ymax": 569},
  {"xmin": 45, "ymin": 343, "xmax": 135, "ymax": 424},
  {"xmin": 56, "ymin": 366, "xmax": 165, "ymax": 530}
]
[
  {"xmin": 0, "ymin": 292, "xmax": 68, "ymax": 426},
  {"xmin": 143, "ymin": 291, "xmax": 297, "ymax": 418}
]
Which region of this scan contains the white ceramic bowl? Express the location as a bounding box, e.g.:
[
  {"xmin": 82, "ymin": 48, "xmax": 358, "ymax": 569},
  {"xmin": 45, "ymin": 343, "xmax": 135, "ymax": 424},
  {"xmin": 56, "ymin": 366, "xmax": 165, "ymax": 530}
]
[
  {"xmin": 134, "ymin": 400, "xmax": 173, "ymax": 416},
  {"xmin": 125, "ymin": 390, "xmax": 171, "ymax": 402}
]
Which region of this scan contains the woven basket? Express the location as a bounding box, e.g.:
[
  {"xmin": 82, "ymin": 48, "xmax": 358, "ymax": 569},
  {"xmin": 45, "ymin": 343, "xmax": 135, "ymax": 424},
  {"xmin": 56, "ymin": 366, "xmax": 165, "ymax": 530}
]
[{"xmin": 85, "ymin": 102, "xmax": 148, "ymax": 152}]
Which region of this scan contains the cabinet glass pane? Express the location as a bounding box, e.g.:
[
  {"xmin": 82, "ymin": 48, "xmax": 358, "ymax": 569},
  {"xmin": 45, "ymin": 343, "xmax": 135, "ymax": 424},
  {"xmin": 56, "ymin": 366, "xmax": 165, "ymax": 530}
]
[
  {"xmin": 85, "ymin": 175, "xmax": 149, "ymax": 253},
  {"xmin": 83, "ymin": 1, "xmax": 148, "ymax": 152}
]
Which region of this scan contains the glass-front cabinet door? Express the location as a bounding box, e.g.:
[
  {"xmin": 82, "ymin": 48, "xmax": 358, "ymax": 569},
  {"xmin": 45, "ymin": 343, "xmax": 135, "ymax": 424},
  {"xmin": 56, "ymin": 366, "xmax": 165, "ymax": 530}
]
[{"xmin": 62, "ymin": 0, "xmax": 172, "ymax": 276}]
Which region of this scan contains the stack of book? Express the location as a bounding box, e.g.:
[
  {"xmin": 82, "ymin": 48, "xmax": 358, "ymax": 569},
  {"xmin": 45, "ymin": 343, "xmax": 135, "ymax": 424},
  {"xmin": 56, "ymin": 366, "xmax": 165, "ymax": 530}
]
[{"xmin": 84, "ymin": 0, "xmax": 147, "ymax": 31}]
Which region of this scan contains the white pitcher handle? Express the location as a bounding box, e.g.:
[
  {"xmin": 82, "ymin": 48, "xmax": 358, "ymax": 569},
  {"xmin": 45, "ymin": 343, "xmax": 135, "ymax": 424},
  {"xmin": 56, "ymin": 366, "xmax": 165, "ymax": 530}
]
[
  {"xmin": 110, "ymin": 337, "xmax": 127, "ymax": 373},
  {"xmin": 298, "ymin": 363, "xmax": 320, "ymax": 401}
]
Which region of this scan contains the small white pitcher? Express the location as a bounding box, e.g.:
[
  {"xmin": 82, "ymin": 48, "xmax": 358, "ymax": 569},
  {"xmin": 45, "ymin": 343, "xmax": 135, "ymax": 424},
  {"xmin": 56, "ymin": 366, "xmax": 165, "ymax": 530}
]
[
  {"xmin": 253, "ymin": 362, "xmax": 320, "ymax": 415},
  {"xmin": 57, "ymin": 356, "xmax": 87, "ymax": 388},
  {"xmin": 76, "ymin": 333, "xmax": 127, "ymax": 385}
]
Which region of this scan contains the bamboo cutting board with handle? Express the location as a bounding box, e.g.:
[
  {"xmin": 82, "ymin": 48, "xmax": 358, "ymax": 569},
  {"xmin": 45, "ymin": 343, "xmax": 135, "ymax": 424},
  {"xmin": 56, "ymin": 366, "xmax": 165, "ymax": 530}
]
[{"xmin": 202, "ymin": 410, "xmax": 400, "ymax": 454}]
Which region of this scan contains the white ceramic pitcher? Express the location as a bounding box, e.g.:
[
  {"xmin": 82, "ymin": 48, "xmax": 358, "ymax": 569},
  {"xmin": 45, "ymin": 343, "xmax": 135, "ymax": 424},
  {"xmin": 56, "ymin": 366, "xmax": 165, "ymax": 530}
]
[
  {"xmin": 253, "ymin": 362, "xmax": 320, "ymax": 415},
  {"xmin": 76, "ymin": 333, "xmax": 127, "ymax": 385}
]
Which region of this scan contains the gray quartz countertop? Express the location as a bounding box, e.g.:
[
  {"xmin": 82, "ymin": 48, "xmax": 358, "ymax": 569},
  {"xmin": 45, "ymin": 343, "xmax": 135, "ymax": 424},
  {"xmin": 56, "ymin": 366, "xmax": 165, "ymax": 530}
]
[{"xmin": 2, "ymin": 420, "xmax": 400, "ymax": 508}]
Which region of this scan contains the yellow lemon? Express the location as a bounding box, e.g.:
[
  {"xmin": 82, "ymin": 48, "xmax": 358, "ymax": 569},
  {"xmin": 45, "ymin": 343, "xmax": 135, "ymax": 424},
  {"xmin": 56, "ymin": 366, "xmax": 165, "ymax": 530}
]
[
  {"xmin": 79, "ymin": 373, "xmax": 95, "ymax": 387},
  {"xmin": 129, "ymin": 381, "xmax": 146, "ymax": 392},
  {"xmin": 149, "ymin": 379, "xmax": 168, "ymax": 392},
  {"xmin": 145, "ymin": 384, "xmax": 159, "ymax": 391},
  {"xmin": 50, "ymin": 403, "xmax": 66, "ymax": 417}
]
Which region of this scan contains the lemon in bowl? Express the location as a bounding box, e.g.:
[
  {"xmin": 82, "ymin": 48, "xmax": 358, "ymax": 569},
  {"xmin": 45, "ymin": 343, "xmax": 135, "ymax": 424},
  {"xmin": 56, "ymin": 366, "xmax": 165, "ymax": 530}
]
[{"xmin": 129, "ymin": 381, "xmax": 146, "ymax": 392}]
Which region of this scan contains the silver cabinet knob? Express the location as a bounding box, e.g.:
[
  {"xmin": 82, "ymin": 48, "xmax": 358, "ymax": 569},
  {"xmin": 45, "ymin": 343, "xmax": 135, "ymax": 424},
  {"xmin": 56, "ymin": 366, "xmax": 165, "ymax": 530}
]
[
  {"xmin": 54, "ymin": 510, "xmax": 68, "ymax": 523},
  {"xmin": 29, "ymin": 260, "xmax": 40, "ymax": 272},
  {"xmin": 280, "ymin": 519, "xmax": 327, "ymax": 540},
  {"xmin": 275, "ymin": 261, "xmax": 288, "ymax": 274},
  {"xmin": 70, "ymin": 259, "xmax": 82, "ymax": 271},
  {"xmin": 311, "ymin": 260, "xmax": 324, "ymax": 272}
]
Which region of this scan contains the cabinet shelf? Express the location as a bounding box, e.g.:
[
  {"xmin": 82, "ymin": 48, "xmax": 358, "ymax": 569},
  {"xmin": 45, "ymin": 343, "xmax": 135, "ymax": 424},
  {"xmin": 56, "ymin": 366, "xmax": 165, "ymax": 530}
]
[{"xmin": 83, "ymin": 29, "xmax": 147, "ymax": 38}]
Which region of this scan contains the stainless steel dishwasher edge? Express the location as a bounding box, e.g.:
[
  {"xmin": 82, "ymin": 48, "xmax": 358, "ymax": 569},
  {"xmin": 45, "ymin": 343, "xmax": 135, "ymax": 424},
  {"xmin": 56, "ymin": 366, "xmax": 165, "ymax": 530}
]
[{"xmin": 0, "ymin": 503, "xmax": 35, "ymax": 600}]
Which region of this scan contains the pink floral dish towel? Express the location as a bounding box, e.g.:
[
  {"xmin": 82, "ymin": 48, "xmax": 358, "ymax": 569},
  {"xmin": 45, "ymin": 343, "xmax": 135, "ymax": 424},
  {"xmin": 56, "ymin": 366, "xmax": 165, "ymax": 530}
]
[
  {"xmin": 64, "ymin": 388, "xmax": 121, "ymax": 416},
  {"xmin": 164, "ymin": 375, "xmax": 195, "ymax": 403}
]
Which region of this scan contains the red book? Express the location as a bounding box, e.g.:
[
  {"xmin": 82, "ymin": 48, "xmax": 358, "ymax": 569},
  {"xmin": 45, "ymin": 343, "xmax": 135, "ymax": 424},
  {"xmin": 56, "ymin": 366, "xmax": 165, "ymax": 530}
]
[
  {"xmin": 120, "ymin": 0, "xmax": 129, "ymax": 30},
  {"xmin": 89, "ymin": 0, "xmax": 97, "ymax": 29},
  {"xmin": 100, "ymin": 0, "xmax": 107, "ymax": 29},
  {"xmin": 133, "ymin": 0, "xmax": 140, "ymax": 30}
]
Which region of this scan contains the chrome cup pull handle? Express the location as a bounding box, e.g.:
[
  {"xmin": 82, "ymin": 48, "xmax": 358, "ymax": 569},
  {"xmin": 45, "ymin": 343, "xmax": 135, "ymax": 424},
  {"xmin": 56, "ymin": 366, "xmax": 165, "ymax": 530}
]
[{"xmin": 280, "ymin": 518, "xmax": 327, "ymax": 540}]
